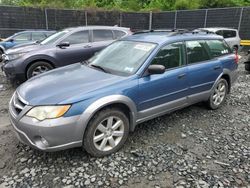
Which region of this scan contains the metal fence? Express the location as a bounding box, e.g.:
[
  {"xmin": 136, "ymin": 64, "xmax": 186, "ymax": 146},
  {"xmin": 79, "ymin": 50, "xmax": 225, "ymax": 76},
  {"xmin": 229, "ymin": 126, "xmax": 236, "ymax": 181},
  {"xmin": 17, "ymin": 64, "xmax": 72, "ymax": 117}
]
[{"xmin": 0, "ymin": 5, "xmax": 250, "ymax": 39}]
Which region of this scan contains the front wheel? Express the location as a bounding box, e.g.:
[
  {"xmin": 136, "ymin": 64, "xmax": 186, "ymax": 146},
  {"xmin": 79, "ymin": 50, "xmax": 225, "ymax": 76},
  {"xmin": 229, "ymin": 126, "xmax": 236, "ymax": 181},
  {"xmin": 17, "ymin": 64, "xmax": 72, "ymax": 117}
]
[
  {"xmin": 207, "ymin": 78, "xmax": 228, "ymax": 110},
  {"xmin": 26, "ymin": 61, "xmax": 53, "ymax": 79},
  {"xmin": 83, "ymin": 108, "xmax": 129, "ymax": 157}
]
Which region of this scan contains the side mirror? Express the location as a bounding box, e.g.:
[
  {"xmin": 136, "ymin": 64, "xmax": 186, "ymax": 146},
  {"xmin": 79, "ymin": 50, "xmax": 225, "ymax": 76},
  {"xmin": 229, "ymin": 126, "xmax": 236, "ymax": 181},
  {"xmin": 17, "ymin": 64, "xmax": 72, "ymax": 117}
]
[
  {"xmin": 57, "ymin": 42, "xmax": 70, "ymax": 48},
  {"xmin": 148, "ymin": 64, "xmax": 165, "ymax": 75}
]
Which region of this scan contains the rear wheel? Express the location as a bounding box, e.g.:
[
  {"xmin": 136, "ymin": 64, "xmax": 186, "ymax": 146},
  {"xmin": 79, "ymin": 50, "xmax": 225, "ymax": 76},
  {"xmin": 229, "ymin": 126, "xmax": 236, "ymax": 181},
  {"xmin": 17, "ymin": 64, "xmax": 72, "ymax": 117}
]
[
  {"xmin": 26, "ymin": 61, "xmax": 53, "ymax": 79},
  {"xmin": 245, "ymin": 62, "xmax": 250, "ymax": 71},
  {"xmin": 0, "ymin": 50, "xmax": 3, "ymax": 62},
  {"xmin": 83, "ymin": 108, "xmax": 129, "ymax": 157},
  {"xmin": 207, "ymin": 78, "xmax": 228, "ymax": 109}
]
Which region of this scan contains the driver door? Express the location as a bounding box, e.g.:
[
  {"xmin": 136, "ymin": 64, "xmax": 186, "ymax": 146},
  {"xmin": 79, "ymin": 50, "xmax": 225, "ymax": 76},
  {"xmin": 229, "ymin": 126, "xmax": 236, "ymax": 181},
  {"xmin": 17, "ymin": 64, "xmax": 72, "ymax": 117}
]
[{"xmin": 137, "ymin": 42, "xmax": 189, "ymax": 120}]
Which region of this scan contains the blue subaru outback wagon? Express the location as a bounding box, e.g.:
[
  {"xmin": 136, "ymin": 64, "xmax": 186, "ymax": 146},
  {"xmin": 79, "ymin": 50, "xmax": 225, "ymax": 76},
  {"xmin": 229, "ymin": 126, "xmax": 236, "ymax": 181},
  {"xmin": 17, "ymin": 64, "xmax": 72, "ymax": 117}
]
[{"xmin": 9, "ymin": 30, "xmax": 238, "ymax": 157}]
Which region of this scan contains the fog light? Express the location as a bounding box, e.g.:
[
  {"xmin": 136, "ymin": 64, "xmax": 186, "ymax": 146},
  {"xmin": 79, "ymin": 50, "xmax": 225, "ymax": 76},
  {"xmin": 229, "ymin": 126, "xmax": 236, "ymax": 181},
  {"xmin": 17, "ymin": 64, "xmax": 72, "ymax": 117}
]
[{"xmin": 34, "ymin": 136, "xmax": 49, "ymax": 149}]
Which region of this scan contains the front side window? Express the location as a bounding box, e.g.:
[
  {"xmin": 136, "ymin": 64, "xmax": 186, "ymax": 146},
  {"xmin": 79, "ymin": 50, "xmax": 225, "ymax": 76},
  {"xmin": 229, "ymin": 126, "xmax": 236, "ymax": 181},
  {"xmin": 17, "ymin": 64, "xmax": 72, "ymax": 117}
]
[
  {"xmin": 113, "ymin": 30, "xmax": 126, "ymax": 39},
  {"xmin": 41, "ymin": 30, "xmax": 69, "ymax": 45},
  {"xmin": 88, "ymin": 41, "xmax": 156, "ymax": 76},
  {"xmin": 62, "ymin": 30, "xmax": 89, "ymax": 45},
  {"xmin": 12, "ymin": 33, "xmax": 30, "ymax": 41},
  {"xmin": 186, "ymin": 40, "xmax": 210, "ymax": 64},
  {"xmin": 32, "ymin": 32, "xmax": 46, "ymax": 41},
  {"xmin": 151, "ymin": 42, "xmax": 184, "ymax": 69},
  {"xmin": 206, "ymin": 40, "xmax": 231, "ymax": 58},
  {"xmin": 93, "ymin": 30, "xmax": 113, "ymax": 42}
]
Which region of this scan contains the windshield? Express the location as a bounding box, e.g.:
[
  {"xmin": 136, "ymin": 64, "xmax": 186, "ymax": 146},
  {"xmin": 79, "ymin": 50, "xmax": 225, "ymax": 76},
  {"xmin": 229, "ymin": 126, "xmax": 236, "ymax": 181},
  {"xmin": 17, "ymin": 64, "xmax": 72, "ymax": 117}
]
[
  {"xmin": 40, "ymin": 30, "xmax": 69, "ymax": 45},
  {"xmin": 88, "ymin": 40, "xmax": 157, "ymax": 76}
]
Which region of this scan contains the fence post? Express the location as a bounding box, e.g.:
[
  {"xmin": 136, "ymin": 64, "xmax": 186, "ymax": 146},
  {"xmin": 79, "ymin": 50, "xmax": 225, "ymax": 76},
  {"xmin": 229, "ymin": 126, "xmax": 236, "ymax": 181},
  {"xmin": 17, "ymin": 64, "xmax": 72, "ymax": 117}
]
[
  {"xmin": 44, "ymin": 8, "xmax": 49, "ymax": 30},
  {"xmin": 85, "ymin": 11, "xmax": 88, "ymax": 26},
  {"xmin": 149, "ymin": 11, "xmax": 152, "ymax": 30},
  {"xmin": 204, "ymin": 9, "xmax": 208, "ymax": 27},
  {"xmin": 238, "ymin": 7, "xmax": 243, "ymax": 32},
  {"xmin": 174, "ymin": 10, "xmax": 178, "ymax": 29},
  {"xmin": 119, "ymin": 12, "xmax": 122, "ymax": 27}
]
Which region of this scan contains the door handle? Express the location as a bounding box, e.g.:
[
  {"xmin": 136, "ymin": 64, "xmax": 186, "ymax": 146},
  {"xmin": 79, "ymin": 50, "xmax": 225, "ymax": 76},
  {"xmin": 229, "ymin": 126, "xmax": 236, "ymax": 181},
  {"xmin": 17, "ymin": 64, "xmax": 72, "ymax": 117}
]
[
  {"xmin": 84, "ymin": 44, "xmax": 92, "ymax": 48},
  {"xmin": 178, "ymin": 73, "xmax": 186, "ymax": 79},
  {"xmin": 213, "ymin": 66, "xmax": 221, "ymax": 70}
]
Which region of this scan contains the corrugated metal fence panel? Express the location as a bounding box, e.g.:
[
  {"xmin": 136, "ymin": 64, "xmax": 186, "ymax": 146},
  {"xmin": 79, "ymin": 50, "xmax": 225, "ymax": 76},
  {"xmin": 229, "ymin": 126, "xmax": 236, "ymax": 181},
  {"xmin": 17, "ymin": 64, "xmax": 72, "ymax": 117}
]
[
  {"xmin": 240, "ymin": 7, "xmax": 250, "ymax": 40},
  {"xmin": 152, "ymin": 12, "xmax": 175, "ymax": 29},
  {"xmin": 122, "ymin": 12, "xmax": 149, "ymax": 30},
  {"xmin": 46, "ymin": 9, "xmax": 86, "ymax": 30},
  {"xmin": 206, "ymin": 8, "xmax": 241, "ymax": 28},
  {"xmin": 87, "ymin": 11, "xmax": 120, "ymax": 26},
  {"xmin": 0, "ymin": 6, "xmax": 46, "ymax": 37},
  {"xmin": 176, "ymin": 10, "xmax": 206, "ymax": 29}
]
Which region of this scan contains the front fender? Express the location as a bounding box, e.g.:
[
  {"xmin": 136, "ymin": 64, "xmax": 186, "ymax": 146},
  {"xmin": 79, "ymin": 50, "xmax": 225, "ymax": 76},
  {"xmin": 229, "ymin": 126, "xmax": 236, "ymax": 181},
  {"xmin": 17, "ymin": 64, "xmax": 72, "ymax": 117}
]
[
  {"xmin": 25, "ymin": 55, "xmax": 57, "ymax": 68},
  {"xmin": 75, "ymin": 95, "xmax": 138, "ymax": 140}
]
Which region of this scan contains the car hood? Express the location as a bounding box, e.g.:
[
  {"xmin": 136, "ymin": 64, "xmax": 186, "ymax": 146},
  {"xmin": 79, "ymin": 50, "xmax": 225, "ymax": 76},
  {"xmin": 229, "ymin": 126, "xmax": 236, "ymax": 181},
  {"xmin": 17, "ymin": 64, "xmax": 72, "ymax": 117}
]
[
  {"xmin": 6, "ymin": 43, "xmax": 49, "ymax": 54},
  {"xmin": 17, "ymin": 63, "xmax": 128, "ymax": 105}
]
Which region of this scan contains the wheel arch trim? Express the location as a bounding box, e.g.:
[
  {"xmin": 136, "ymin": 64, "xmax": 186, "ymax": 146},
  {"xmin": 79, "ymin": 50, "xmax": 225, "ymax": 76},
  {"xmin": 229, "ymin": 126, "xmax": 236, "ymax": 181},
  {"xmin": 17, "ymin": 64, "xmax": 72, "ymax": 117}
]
[{"xmin": 76, "ymin": 95, "xmax": 138, "ymax": 141}]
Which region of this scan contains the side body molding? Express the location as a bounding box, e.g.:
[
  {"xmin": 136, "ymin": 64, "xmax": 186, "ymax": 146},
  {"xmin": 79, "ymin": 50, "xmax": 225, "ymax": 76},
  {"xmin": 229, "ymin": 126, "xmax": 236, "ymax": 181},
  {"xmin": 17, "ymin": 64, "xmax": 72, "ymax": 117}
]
[{"xmin": 76, "ymin": 95, "xmax": 138, "ymax": 138}]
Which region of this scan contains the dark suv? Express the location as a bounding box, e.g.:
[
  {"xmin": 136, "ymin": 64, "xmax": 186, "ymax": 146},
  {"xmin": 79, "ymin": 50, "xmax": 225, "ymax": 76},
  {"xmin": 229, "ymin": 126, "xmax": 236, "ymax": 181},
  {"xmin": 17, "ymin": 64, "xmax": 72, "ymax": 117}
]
[{"xmin": 1, "ymin": 26, "xmax": 132, "ymax": 82}]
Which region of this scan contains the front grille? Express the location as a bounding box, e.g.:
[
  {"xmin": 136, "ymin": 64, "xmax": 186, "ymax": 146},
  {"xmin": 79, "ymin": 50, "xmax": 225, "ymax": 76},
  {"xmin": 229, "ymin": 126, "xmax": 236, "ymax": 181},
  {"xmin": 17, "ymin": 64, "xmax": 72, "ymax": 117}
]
[{"xmin": 11, "ymin": 92, "xmax": 27, "ymax": 116}]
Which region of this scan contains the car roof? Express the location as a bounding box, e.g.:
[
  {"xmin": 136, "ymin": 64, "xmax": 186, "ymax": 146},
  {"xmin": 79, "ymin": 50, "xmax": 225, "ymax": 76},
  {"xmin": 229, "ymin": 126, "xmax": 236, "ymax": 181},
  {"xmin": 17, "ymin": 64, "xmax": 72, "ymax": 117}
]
[
  {"xmin": 123, "ymin": 31, "xmax": 223, "ymax": 45},
  {"xmin": 199, "ymin": 27, "xmax": 238, "ymax": 32},
  {"xmin": 64, "ymin": 26, "xmax": 130, "ymax": 31}
]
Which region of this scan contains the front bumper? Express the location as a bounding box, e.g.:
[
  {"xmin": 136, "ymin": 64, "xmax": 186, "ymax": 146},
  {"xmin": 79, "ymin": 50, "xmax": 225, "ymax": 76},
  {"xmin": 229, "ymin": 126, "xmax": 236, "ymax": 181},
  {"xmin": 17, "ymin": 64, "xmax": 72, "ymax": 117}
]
[
  {"xmin": 1, "ymin": 59, "xmax": 26, "ymax": 82},
  {"xmin": 9, "ymin": 98, "xmax": 83, "ymax": 151}
]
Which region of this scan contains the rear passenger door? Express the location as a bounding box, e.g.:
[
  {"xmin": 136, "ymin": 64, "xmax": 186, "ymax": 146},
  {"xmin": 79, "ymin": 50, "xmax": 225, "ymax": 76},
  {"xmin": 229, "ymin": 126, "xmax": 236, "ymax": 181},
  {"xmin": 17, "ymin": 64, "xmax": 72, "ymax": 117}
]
[
  {"xmin": 186, "ymin": 40, "xmax": 223, "ymax": 102},
  {"xmin": 138, "ymin": 42, "xmax": 189, "ymax": 115},
  {"xmin": 90, "ymin": 29, "xmax": 115, "ymax": 55}
]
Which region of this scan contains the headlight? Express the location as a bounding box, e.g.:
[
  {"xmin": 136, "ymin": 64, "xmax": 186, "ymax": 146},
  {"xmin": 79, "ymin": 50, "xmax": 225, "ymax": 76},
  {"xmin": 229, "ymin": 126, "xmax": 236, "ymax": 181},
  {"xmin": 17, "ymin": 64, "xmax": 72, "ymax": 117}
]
[
  {"xmin": 7, "ymin": 52, "xmax": 27, "ymax": 61},
  {"xmin": 26, "ymin": 105, "xmax": 71, "ymax": 121}
]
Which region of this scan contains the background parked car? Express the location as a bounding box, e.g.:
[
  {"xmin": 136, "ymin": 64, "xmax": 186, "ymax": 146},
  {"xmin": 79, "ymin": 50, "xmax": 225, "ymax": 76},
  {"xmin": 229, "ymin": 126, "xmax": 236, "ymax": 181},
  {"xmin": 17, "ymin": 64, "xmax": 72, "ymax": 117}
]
[
  {"xmin": 0, "ymin": 30, "xmax": 55, "ymax": 61},
  {"xmin": 197, "ymin": 27, "xmax": 241, "ymax": 51},
  {"xmin": 1, "ymin": 26, "xmax": 132, "ymax": 82}
]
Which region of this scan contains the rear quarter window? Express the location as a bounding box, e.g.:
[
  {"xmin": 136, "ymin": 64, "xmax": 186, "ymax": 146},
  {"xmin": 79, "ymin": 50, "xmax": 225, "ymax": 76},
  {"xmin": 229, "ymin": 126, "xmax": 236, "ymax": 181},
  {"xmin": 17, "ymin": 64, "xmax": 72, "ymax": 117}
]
[
  {"xmin": 206, "ymin": 40, "xmax": 231, "ymax": 58},
  {"xmin": 216, "ymin": 30, "xmax": 237, "ymax": 38}
]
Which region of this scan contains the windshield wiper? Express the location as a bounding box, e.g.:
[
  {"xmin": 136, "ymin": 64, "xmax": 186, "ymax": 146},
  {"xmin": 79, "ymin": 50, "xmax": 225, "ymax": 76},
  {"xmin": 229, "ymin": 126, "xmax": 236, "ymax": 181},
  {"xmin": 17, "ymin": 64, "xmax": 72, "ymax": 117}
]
[{"xmin": 90, "ymin": 64, "xmax": 109, "ymax": 73}]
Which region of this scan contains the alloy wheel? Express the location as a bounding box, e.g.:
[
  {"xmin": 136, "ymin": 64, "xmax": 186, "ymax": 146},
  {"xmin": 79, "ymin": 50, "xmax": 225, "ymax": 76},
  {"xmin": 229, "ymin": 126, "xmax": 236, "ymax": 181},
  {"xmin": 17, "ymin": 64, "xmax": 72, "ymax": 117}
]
[
  {"xmin": 212, "ymin": 82, "xmax": 226, "ymax": 106},
  {"xmin": 93, "ymin": 116, "xmax": 125, "ymax": 152}
]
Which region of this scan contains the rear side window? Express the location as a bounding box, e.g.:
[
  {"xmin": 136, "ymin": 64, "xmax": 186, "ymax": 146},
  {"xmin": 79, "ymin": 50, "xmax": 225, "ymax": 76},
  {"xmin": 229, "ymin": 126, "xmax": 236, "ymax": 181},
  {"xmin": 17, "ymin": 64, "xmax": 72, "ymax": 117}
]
[
  {"xmin": 151, "ymin": 42, "xmax": 185, "ymax": 69},
  {"xmin": 62, "ymin": 30, "xmax": 89, "ymax": 45},
  {"xmin": 113, "ymin": 30, "xmax": 126, "ymax": 39},
  {"xmin": 93, "ymin": 30, "xmax": 113, "ymax": 42},
  {"xmin": 206, "ymin": 40, "xmax": 231, "ymax": 58},
  {"xmin": 216, "ymin": 30, "xmax": 237, "ymax": 38},
  {"xmin": 186, "ymin": 40, "xmax": 210, "ymax": 64}
]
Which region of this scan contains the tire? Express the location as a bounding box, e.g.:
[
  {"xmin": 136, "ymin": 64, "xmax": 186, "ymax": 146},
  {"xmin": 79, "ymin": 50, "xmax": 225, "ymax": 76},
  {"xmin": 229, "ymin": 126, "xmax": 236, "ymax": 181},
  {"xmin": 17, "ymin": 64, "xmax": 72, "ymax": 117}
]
[
  {"xmin": 83, "ymin": 108, "xmax": 129, "ymax": 157},
  {"xmin": 26, "ymin": 61, "xmax": 53, "ymax": 79},
  {"xmin": 245, "ymin": 62, "xmax": 250, "ymax": 72},
  {"xmin": 207, "ymin": 78, "xmax": 229, "ymax": 110}
]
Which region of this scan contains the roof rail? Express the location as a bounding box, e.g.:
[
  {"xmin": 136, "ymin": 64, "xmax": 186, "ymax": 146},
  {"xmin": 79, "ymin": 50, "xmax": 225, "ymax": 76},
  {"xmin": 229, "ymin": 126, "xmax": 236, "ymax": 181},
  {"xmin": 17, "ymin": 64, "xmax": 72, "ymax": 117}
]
[{"xmin": 132, "ymin": 29, "xmax": 189, "ymax": 35}]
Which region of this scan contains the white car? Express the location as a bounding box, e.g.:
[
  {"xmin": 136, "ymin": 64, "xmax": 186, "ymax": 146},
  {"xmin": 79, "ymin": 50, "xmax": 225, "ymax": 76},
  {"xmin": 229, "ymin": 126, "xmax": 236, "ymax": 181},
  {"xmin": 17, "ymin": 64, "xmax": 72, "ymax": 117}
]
[{"xmin": 198, "ymin": 28, "xmax": 241, "ymax": 51}]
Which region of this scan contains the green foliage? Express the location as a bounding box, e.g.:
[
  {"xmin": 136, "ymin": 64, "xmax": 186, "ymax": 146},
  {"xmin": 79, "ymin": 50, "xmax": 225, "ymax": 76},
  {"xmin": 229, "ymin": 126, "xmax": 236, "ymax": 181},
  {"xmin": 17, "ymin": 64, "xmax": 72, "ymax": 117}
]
[{"xmin": 0, "ymin": 0, "xmax": 250, "ymax": 10}]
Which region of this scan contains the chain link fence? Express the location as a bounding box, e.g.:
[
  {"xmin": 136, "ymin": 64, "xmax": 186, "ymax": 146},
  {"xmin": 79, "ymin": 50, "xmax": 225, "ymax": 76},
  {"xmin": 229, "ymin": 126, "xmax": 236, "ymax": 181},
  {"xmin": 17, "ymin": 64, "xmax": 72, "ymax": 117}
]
[{"xmin": 0, "ymin": 5, "xmax": 250, "ymax": 39}]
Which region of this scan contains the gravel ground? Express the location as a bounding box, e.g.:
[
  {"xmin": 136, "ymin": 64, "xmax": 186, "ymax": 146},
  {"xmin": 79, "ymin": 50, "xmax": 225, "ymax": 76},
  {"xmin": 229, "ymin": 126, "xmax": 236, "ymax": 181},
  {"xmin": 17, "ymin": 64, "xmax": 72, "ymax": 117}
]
[{"xmin": 0, "ymin": 55, "xmax": 249, "ymax": 188}]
